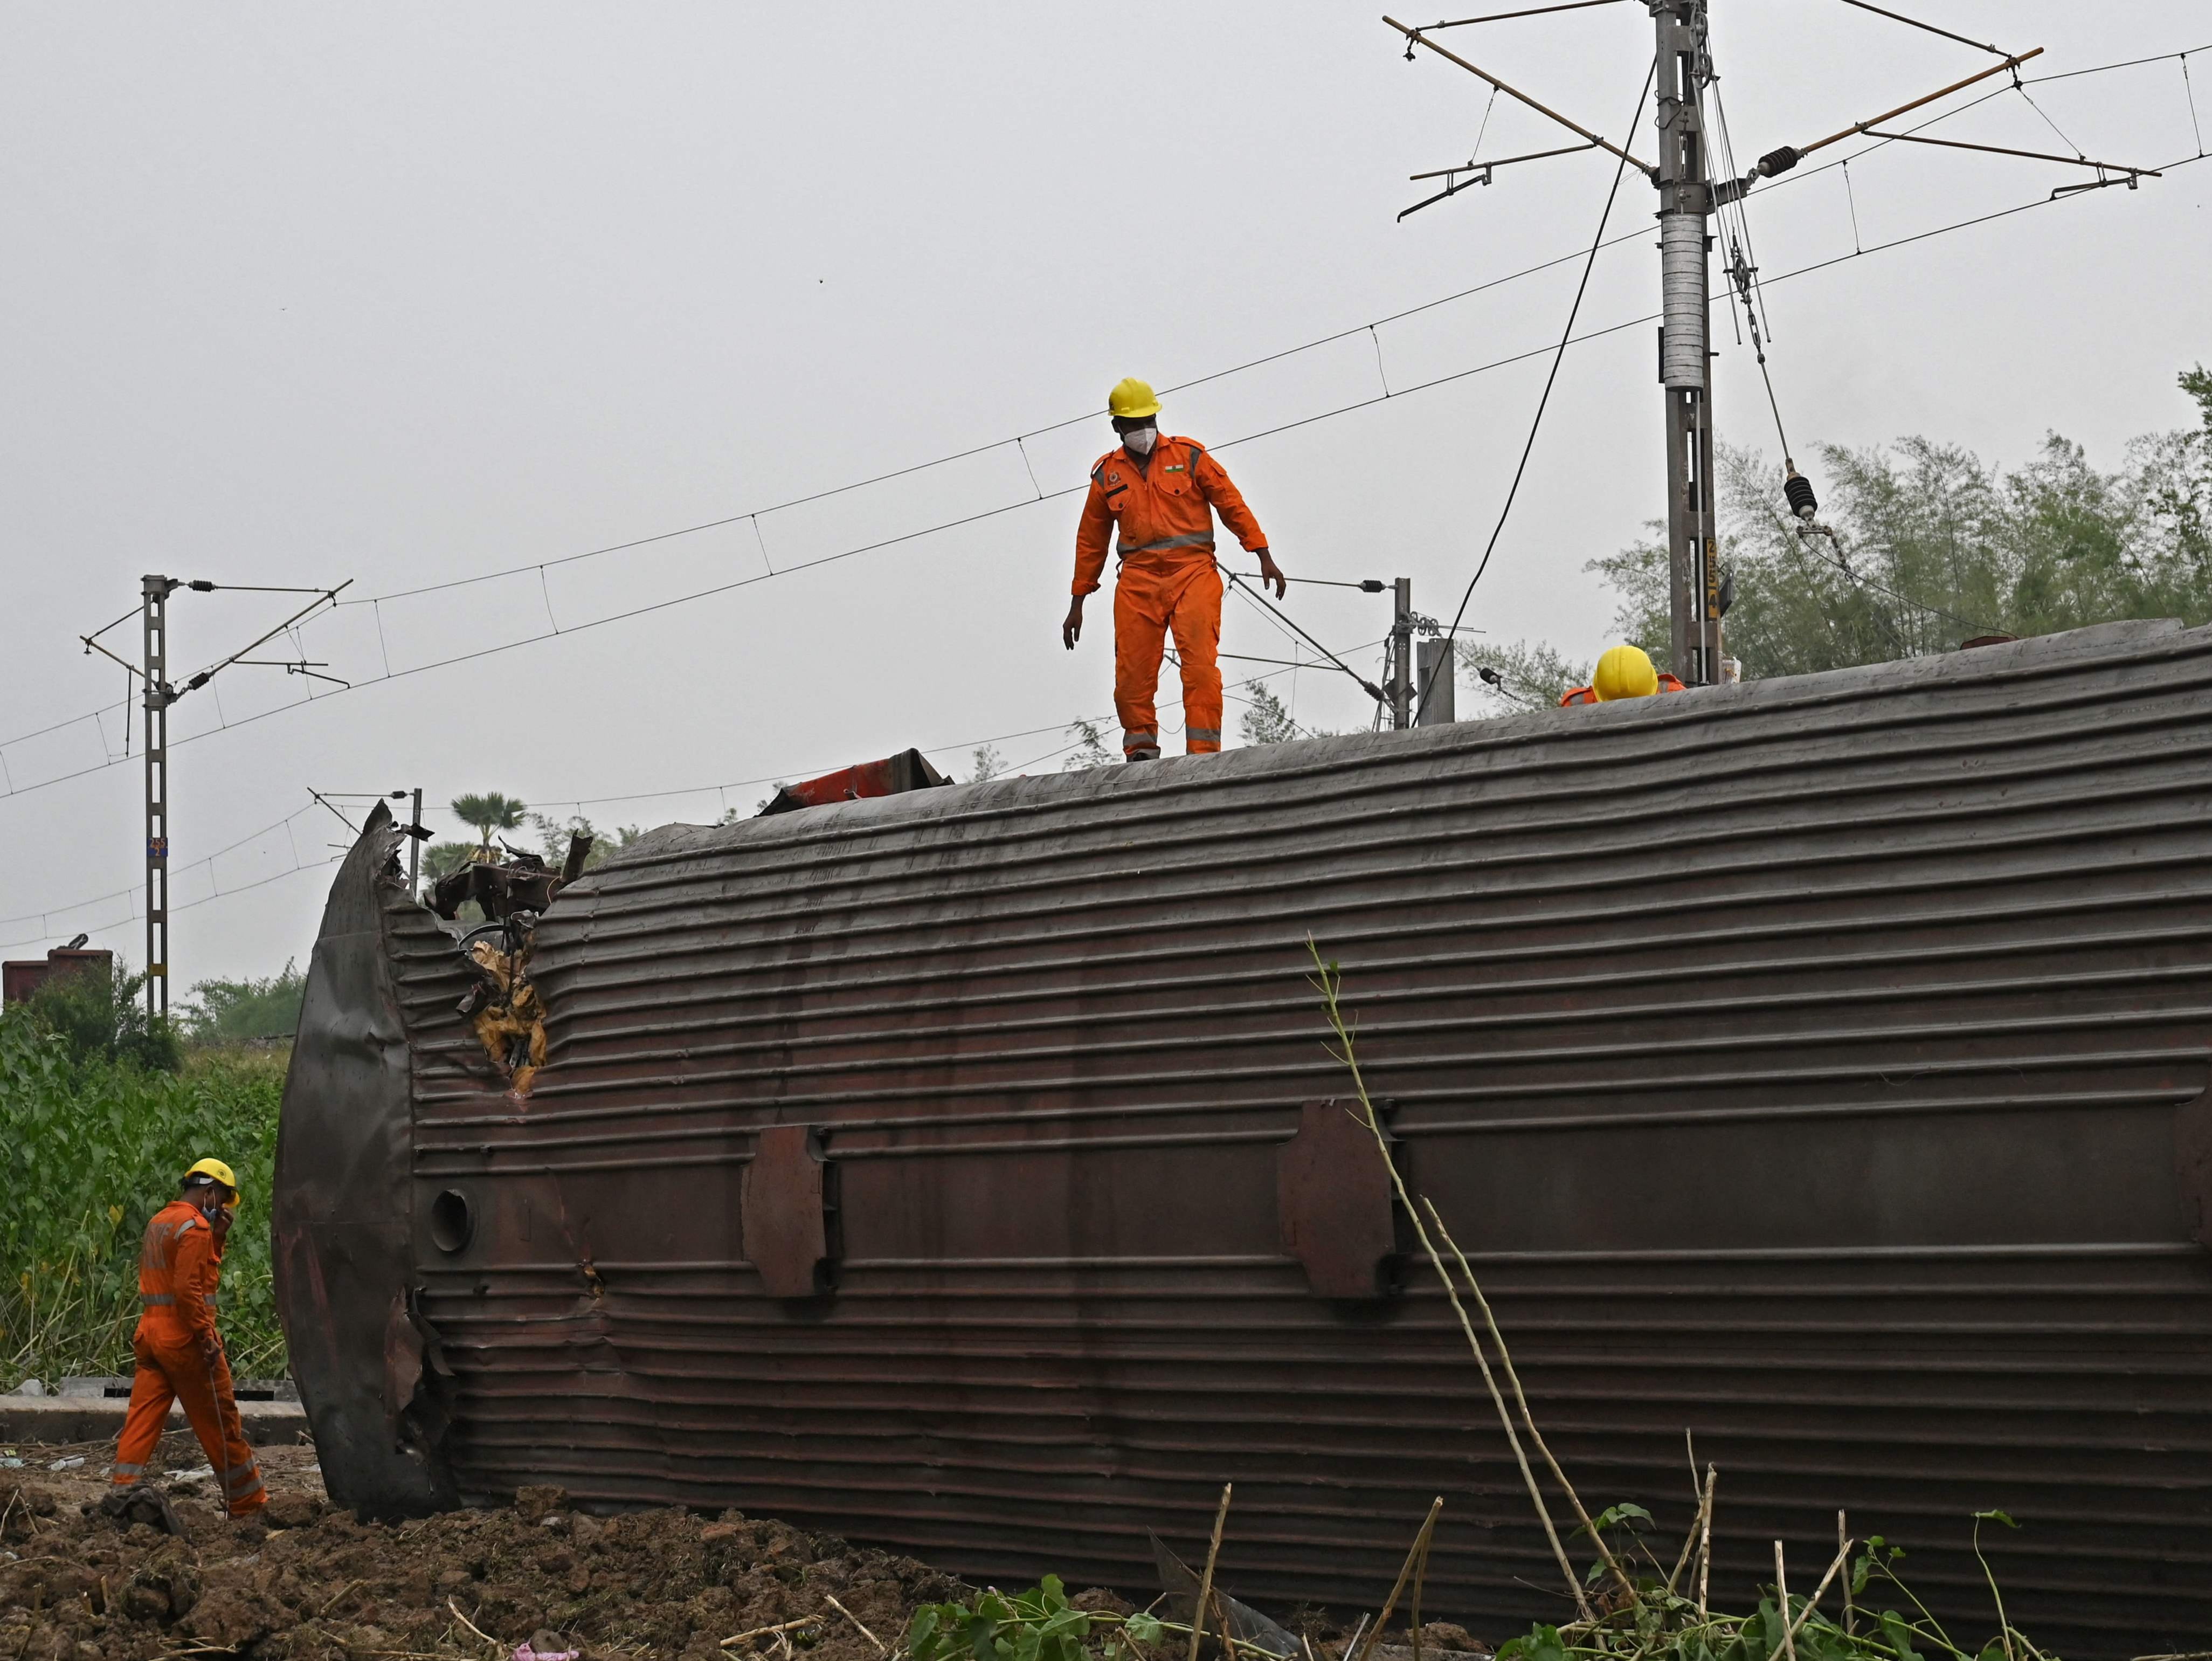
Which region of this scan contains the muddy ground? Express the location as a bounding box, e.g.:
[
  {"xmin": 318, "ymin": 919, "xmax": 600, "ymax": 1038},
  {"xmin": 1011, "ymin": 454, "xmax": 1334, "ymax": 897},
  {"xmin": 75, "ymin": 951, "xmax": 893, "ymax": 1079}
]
[{"xmin": 1, "ymin": 1438, "xmax": 1483, "ymax": 1661}]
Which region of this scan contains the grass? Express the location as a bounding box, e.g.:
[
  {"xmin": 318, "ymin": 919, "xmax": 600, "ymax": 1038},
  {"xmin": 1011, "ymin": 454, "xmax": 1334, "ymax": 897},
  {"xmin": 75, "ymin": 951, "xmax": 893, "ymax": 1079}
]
[
  {"xmin": 0, "ymin": 1002, "xmax": 287, "ymax": 1387},
  {"xmin": 1304, "ymin": 942, "xmax": 2073, "ymax": 1661}
]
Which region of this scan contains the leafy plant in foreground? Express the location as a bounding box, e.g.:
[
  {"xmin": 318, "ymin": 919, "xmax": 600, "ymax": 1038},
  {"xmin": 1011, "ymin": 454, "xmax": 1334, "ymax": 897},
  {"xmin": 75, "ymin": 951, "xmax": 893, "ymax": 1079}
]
[{"xmin": 908, "ymin": 1577, "xmax": 1165, "ymax": 1661}]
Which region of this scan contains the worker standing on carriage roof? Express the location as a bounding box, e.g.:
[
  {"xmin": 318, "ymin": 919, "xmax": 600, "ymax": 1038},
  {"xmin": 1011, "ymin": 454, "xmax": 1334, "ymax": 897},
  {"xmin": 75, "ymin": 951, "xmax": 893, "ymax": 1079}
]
[
  {"xmin": 1062, "ymin": 378, "xmax": 1288, "ymax": 761},
  {"xmin": 107, "ymin": 1159, "xmax": 267, "ymax": 1518}
]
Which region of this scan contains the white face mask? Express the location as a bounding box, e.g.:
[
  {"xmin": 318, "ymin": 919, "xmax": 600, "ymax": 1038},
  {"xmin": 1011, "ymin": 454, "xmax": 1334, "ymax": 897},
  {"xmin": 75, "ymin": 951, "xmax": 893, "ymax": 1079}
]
[{"xmin": 1122, "ymin": 425, "xmax": 1157, "ymax": 457}]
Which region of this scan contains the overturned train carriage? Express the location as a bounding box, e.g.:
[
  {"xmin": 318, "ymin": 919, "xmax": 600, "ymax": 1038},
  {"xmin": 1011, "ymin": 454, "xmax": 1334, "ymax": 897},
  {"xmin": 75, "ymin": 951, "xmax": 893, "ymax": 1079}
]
[{"xmin": 276, "ymin": 620, "xmax": 2212, "ymax": 1656}]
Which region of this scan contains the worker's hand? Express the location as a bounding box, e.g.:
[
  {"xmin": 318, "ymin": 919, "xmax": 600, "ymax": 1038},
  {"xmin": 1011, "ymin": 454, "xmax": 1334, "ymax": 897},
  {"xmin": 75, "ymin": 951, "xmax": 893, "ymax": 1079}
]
[
  {"xmin": 1062, "ymin": 596, "xmax": 1085, "ymax": 650},
  {"xmin": 196, "ymin": 1335, "xmax": 223, "ymax": 1371},
  {"xmin": 1256, "ymin": 549, "xmax": 1288, "ymax": 600}
]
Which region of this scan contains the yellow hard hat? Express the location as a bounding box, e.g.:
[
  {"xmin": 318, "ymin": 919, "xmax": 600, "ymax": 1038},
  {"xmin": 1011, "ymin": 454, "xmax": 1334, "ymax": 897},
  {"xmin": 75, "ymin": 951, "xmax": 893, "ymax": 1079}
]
[
  {"xmin": 184, "ymin": 1157, "xmax": 240, "ymax": 1198},
  {"xmin": 1107, "ymin": 377, "xmax": 1161, "ymax": 420},
  {"xmin": 1591, "ymin": 644, "xmax": 1660, "ymax": 701}
]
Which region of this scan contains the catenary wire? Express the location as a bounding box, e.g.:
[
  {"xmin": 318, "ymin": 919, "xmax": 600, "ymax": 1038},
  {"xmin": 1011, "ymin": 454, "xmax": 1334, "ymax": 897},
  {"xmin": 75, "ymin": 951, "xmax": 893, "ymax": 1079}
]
[
  {"xmin": 4, "ymin": 146, "xmax": 2201, "ymax": 815},
  {"xmin": 0, "ymin": 635, "xmax": 1384, "ymax": 950},
  {"xmin": 3, "ymin": 40, "xmax": 2199, "ymax": 765},
  {"xmin": 2, "ymin": 45, "xmax": 2203, "ymax": 800}
]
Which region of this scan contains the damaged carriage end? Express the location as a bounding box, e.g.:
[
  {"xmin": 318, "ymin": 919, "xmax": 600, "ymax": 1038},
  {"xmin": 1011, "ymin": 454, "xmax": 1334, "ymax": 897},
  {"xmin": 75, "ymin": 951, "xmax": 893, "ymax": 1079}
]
[
  {"xmin": 433, "ymin": 829, "xmax": 591, "ymax": 1093},
  {"xmin": 274, "ymin": 800, "xmax": 462, "ymax": 1516}
]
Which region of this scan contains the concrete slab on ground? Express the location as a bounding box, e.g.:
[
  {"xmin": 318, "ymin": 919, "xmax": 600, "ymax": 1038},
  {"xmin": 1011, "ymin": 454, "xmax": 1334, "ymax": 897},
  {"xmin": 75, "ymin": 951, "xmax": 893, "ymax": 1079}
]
[{"xmin": 0, "ymin": 1393, "xmax": 307, "ymax": 1448}]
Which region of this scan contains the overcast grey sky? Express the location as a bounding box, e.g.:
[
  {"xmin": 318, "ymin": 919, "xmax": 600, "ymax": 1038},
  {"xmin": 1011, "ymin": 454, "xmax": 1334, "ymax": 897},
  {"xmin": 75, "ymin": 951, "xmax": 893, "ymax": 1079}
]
[{"xmin": 3, "ymin": 2, "xmax": 2207, "ymax": 989}]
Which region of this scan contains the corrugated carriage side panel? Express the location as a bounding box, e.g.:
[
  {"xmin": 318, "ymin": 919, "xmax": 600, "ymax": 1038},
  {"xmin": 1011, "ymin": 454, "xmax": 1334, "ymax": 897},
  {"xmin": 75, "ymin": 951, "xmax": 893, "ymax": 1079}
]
[{"xmin": 285, "ymin": 620, "xmax": 2212, "ymax": 1656}]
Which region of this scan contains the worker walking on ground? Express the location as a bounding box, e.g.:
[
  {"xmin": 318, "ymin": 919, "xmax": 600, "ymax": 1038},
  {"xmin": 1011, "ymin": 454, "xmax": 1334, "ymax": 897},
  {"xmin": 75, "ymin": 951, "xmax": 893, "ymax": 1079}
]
[
  {"xmin": 1559, "ymin": 643, "xmax": 1686, "ymax": 706},
  {"xmin": 1063, "ymin": 378, "xmax": 1287, "ymax": 761},
  {"xmin": 107, "ymin": 1159, "xmax": 267, "ymax": 1518}
]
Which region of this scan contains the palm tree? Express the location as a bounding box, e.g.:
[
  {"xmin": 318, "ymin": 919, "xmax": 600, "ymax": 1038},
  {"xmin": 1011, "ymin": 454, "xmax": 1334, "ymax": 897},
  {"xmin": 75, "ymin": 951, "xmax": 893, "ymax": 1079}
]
[{"xmin": 450, "ymin": 791, "xmax": 528, "ymax": 854}]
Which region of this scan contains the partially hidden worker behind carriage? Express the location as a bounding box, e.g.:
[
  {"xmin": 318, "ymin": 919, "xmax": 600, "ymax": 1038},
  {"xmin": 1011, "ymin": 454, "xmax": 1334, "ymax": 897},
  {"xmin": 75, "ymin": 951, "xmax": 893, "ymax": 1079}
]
[
  {"xmin": 106, "ymin": 1158, "xmax": 266, "ymax": 1519},
  {"xmin": 1559, "ymin": 643, "xmax": 1686, "ymax": 706}
]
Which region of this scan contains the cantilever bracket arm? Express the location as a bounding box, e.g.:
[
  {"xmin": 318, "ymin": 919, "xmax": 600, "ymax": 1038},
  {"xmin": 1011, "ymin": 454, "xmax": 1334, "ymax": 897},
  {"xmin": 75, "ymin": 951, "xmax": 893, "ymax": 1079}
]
[
  {"xmin": 1744, "ymin": 46, "xmax": 2048, "ymax": 187},
  {"xmin": 1400, "ymin": 140, "xmax": 1599, "ymax": 218},
  {"xmin": 1862, "ymin": 128, "xmax": 2160, "ymax": 181},
  {"xmin": 1384, "ymin": 15, "xmax": 1656, "ymax": 181}
]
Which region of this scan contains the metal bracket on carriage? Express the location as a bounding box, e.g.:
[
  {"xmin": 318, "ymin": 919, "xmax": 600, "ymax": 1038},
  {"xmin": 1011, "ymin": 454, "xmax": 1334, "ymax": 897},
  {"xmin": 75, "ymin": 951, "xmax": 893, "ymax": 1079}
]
[
  {"xmin": 1278, "ymin": 1098, "xmax": 1405, "ymax": 1299},
  {"xmin": 744, "ymin": 1125, "xmax": 841, "ymax": 1298}
]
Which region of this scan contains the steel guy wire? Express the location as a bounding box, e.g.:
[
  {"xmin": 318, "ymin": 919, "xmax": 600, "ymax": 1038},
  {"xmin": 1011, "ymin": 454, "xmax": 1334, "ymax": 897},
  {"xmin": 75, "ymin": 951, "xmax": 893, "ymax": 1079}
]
[
  {"xmin": 1416, "ymin": 54, "xmax": 1656, "ymax": 722},
  {"xmin": 1792, "ymin": 527, "xmax": 1995, "ymax": 639}
]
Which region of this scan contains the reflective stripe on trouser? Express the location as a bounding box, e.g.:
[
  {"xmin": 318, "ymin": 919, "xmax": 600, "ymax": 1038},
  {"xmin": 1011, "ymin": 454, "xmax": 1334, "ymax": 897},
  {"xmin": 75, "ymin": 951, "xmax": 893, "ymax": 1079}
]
[
  {"xmin": 1112, "ymin": 556, "xmax": 1223, "ymax": 756},
  {"xmin": 110, "ymin": 1333, "xmax": 266, "ymax": 1514}
]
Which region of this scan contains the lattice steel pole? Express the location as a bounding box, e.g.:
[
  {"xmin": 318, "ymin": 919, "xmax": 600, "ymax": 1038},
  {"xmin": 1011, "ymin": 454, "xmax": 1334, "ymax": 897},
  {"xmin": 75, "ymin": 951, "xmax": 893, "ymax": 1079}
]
[{"xmin": 141, "ymin": 574, "xmax": 176, "ymax": 1026}]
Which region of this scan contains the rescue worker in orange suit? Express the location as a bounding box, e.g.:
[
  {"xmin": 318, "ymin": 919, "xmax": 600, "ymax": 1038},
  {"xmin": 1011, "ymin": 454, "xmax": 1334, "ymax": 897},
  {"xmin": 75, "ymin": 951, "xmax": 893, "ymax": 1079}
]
[
  {"xmin": 107, "ymin": 1159, "xmax": 267, "ymax": 1518},
  {"xmin": 1062, "ymin": 378, "xmax": 1287, "ymax": 761},
  {"xmin": 1559, "ymin": 643, "xmax": 1686, "ymax": 706}
]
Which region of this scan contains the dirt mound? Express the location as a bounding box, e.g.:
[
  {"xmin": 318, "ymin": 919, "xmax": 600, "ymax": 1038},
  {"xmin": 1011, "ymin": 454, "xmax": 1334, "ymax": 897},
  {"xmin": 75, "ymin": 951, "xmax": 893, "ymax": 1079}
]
[{"xmin": 2, "ymin": 1451, "xmax": 969, "ymax": 1660}]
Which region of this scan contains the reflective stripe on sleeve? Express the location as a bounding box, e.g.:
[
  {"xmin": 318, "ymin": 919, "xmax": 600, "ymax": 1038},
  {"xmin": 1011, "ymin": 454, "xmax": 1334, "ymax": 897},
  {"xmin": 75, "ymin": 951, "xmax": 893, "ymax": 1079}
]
[{"xmin": 141, "ymin": 1293, "xmax": 175, "ymax": 1305}]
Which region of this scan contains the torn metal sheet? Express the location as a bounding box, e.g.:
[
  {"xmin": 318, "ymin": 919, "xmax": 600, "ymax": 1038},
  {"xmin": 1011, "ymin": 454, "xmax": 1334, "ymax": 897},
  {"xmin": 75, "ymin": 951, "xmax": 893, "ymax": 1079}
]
[
  {"xmin": 758, "ymin": 747, "xmax": 950, "ymax": 815},
  {"xmin": 278, "ymin": 625, "xmax": 2212, "ymax": 1657}
]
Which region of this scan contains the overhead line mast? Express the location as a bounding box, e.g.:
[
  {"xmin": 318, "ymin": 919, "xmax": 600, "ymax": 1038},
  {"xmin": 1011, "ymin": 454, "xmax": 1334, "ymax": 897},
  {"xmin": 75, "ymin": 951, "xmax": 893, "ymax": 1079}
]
[
  {"xmin": 80, "ymin": 577, "xmax": 351, "ymax": 1024},
  {"xmin": 1652, "ymin": 0, "xmax": 1721, "ymax": 685},
  {"xmin": 1386, "ymin": 5, "xmax": 2161, "ymax": 686}
]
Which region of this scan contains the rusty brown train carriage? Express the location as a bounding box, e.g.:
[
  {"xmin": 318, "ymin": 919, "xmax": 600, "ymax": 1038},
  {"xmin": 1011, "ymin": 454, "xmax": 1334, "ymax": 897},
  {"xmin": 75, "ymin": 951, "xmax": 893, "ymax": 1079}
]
[{"xmin": 275, "ymin": 619, "xmax": 2212, "ymax": 1656}]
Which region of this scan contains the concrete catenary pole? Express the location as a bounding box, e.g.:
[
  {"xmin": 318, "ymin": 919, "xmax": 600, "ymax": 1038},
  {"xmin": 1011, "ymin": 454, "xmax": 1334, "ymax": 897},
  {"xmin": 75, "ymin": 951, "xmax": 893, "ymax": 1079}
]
[
  {"xmin": 1655, "ymin": 0, "xmax": 1723, "ymax": 685},
  {"xmin": 1391, "ymin": 577, "xmax": 1415, "ymax": 730},
  {"xmin": 1415, "ymin": 636, "xmax": 1456, "ymax": 725}
]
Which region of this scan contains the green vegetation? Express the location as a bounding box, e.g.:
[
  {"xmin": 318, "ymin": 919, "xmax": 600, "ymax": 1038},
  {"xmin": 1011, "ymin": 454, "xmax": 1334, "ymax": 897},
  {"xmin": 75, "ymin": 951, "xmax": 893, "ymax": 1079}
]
[
  {"xmin": 0, "ymin": 1000, "xmax": 286, "ymax": 1388},
  {"xmin": 1239, "ymin": 680, "xmax": 1337, "ymax": 745},
  {"xmin": 1589, "ymin": 363, "xmax": 2212, "ymax": 679},
  {"xmin": 909, "ymin": 1578, "xmax": 1164, "ymax": 1661},
  {"xmin": 20, "ymin": 956, "xmax": 181, "ymax": 1073},
  {"xmin": 1458, "ymin": 639, "xmax": 1592, "ymax": 714},
  {"xmin": 450, "ymin": 790, "xmax": 529, "ymax": 851},
  {"xmin": 179, "ymin": 958, "xmax": 305, "ymax": 1045}
]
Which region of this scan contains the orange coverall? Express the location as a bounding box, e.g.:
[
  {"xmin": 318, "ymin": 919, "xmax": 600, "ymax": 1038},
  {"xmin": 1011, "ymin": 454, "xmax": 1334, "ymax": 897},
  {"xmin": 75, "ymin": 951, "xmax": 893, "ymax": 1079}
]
[
  {"xmin": 1072, "ymin": 435, "xmax": 1269, "ymax": 757},
  {"xmin": 110, "ymin": 1198, "xmax": 266, "ymax": 1515}
]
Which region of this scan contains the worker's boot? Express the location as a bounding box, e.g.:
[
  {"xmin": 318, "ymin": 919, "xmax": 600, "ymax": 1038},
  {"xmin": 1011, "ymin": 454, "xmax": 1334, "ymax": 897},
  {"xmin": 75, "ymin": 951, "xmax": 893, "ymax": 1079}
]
[{"xmin": 1125, "ymin": 748, "xmax": 1161, "ymax": 763}]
